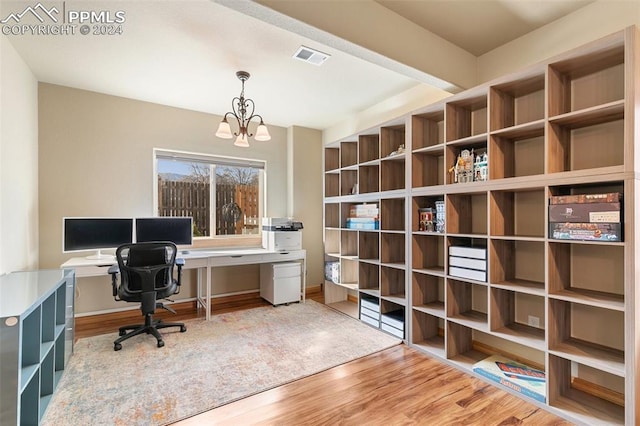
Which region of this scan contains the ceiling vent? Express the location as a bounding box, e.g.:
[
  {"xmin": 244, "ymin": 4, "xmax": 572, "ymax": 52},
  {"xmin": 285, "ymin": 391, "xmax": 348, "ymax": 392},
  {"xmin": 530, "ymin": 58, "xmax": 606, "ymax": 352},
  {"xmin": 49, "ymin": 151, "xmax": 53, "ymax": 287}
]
[{"xmin": 293, "ymin": 46, "xmax": 330, "ymax": 66}]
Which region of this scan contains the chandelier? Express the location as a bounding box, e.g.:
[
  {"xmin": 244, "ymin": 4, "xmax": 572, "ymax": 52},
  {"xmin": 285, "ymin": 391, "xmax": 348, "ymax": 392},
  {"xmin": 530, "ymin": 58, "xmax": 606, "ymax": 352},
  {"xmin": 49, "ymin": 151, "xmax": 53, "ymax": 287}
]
[{"xmin": 215, "ymin": 71, "xmax": 271, "ymax": 147}]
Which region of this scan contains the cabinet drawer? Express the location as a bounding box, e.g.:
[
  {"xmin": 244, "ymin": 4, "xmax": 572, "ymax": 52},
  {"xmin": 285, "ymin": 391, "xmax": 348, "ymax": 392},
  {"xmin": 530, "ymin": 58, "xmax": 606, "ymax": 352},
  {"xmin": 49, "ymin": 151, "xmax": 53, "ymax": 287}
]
[
  {"xmin": 360, "ymin": 298, "xmax": 380, "ymax": 313},
  {"xmin": 360, "ymin": 314, "xmax": 380, "ymax": 328},
  {"xmin": 272, "ymin": 263, "xmax": 301, "ymax": 279},
  {"xmin": 360, "ymin": 306, "xmax": 379, "ymax": 319},
  {"xmin": 381, "ymin": 323, "xmax": 404, "ymax": 339},
  {"xmin": 210, "ymin": 255, "xmax": 264, "ymax": 266}
]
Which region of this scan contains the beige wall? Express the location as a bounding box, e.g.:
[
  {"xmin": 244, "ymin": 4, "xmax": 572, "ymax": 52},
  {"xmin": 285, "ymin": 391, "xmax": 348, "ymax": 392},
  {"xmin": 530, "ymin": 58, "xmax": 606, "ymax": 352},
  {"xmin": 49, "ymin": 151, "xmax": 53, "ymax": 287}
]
[
  {"xmin": 38, "ymin": 83, "xmax": 303, "ymax": 314},
  {"xmin": 0, "ymin": 36, "xmax": 39, "ymax": 275},
  {"xmin": 288, "ymin": 126, "xmax": 323, "ymax": 285}
]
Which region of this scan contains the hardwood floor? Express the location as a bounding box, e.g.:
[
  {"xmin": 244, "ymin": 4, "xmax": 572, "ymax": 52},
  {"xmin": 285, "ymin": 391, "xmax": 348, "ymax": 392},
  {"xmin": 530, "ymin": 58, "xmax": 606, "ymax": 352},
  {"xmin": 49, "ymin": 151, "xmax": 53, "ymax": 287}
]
[{"xmin": 75, "ymin": 290, "xmax": 571, "ymax": 425}]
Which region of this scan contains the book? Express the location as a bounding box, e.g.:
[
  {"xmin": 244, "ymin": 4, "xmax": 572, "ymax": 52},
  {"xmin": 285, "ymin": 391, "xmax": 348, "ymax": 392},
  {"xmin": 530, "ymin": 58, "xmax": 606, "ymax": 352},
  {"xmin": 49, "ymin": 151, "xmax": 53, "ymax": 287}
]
[
  {"xmin": 472, "ymin": 355, "xmax": 546, "ymax": 403},
  {"xmin": 549, "ymin": 192, "xmax": 621, "ymax": 205}
]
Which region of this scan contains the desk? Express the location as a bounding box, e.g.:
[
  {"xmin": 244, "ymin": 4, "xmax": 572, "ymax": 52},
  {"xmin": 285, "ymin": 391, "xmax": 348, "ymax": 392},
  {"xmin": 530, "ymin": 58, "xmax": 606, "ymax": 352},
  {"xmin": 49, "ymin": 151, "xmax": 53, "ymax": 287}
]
[{"xmin": 61, "ymin": 248, "xmax": 306, "ymax": 320}]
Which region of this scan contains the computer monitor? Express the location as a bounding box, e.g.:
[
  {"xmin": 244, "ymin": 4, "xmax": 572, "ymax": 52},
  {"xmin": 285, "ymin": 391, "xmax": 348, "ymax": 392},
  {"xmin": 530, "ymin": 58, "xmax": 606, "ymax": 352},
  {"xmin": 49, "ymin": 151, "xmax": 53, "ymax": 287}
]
[
  {"xmin": 135, "ymin": 217, "xmax": 193, "ymax": 246},
  {"xmin": 63, "ymin": 217, "xmax": 134, "ymax": 260}
]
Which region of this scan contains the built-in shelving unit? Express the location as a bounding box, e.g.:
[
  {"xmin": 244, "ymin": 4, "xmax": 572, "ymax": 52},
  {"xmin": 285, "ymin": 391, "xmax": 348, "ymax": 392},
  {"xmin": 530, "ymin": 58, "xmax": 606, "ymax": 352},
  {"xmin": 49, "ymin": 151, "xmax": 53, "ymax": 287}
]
[{"xmin": 322, "ymin": 27, "xmax": 638, "ymax": 425}]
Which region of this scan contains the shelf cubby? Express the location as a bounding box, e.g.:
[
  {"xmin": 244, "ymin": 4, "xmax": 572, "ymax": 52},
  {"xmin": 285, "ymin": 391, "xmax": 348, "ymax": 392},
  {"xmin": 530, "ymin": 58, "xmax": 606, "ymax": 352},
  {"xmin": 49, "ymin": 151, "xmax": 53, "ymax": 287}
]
[
  {"xmin": 548, "ymin": 242, "xmax": 624, "ymax": 310},
  {"xmin": 324, "ymin": 229, "xmax": 340, "ymax": 256},
  {"xmin": 411, "ymin": 195, "xmax": 445, "ymax": 233},
  {"xmin": 548, "ymin": 299, "xmax": 624, "ymax": 376},
  {"xmin": 358, "ymin": 134, "xmax": 380, "ymax": 163},
  {"xmin": 380, "ymin": 232, "xmax": 405, "ymax": 266},
  {"xmin": 412, "ymin": 272, "xmax": 444, "ymax": 317},
  {"xmin": 381, "ymin": 124, "xmax": 406, "ymax": 158},
  {"xmin": 412, "ymin": 234, "xmax": 444, "ymax": 275},
  {"xmin": 445, "ymin": 322, "xmax": 489, "ymax": 369},
  {"xmin": 358, "ymin": 231, "xmax": 379, "ymax": 262},
  {"xmin": 412, "ymin": 110, "xmax": 445, "ymax": 150},
  {"xmin": 340, "ymin": 141, "xmax": 358, "ymax": 168},
  {"xmin": 412, "ymin": 310, "xmax": 445, "ymax": 357},
  {"xmin": 490, "ymin": 189, "xmax": 545, "ymax": 238},
  {"xmin": 325, "ymin": 147, "xmax": 340, "ymax": 171},
  {"xmin": 548, "ymin": 44, "xmax": 624, "ymax": 116},
  {"xmin": 324, "ymin": 173, "xmax": 339, "ymax": 198},
  {"xmin": 490, "ymin": 75, "xmax": 545, "ymax": 131},
  {"xmin": 446, "ymin": 95, "xmax": 488, "ymax": 141},
  {"xmin": 548, "ymin": 355, "xmax": 625, "ymax": 425},
  {"xmin": 325, "ymin": 203, "xmax": 339, "ymax": 228},
  {"xmin": 359, "ymin": 261, "xmax": 379, "ymax": 292},
  {"xmin": 547, "ymin": 114, "xmax": 624, "ymax": 173},
  {"xmin": 380, "ymin": 156, "xmax": 405, "ymax": 191},
  {"xmin": 412, "ymin": 147, "xmax": 445, "ymax": 188},
  {"xmin": 446, "ymin": 192, "xmax": 488, "ymax": 235},
  {"xmin": 380, "ymin": 265, "xmax": 405, "ymax": 303},
  {"xmin": 447, "ymin": 278, "xmax": 488, "ymax": 332},
  {"xmin": 445, "ymin": 139, "xmax": 488, "ymax": 185},
  {"xmin": 340, "ymin": 169, "xmax": 358, "ymax": 196},
  {"xmin": 338, "ymin": 258, "xmax": 359, "ymax": 289},
  {"xmin": 381, "ymin": 301, "xmax": 405, "ymax": 339},
  {"xmin": 380, "ymin": 198, "xmax": 405, "ymax": 231},
  {"xmin": 490, "ymin": 288, "xmax": 545, "ymax": 350},
  {"xmin": 340, "ymin": 230, "xmax": 358, "ymax": 258},
  {"xmin": 359, "ymin": 164, "xmax": 379, "ymax": 194},
  {"xmin": 489, "ymin": 125, "xmax": 544, "ymax": 179},
  {"xmin": 490, "ymin": 239, "xmax": 545, "ymax": 294}
]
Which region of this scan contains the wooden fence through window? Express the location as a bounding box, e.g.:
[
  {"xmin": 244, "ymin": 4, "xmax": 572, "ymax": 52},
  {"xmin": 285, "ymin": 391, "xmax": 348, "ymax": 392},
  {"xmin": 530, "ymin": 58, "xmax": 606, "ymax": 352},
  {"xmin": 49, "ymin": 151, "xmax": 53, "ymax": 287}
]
[{"xmin": 158, "ymin": 177, "xmax": 259, "ymax": 236}]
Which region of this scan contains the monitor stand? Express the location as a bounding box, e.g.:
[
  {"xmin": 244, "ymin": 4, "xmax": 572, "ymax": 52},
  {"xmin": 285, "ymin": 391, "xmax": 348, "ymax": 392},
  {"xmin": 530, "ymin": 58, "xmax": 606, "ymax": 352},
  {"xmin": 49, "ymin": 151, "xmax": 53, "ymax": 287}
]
[{"xmin": 86, "ymin": 250, "xmax": 115, "ymax": 261}]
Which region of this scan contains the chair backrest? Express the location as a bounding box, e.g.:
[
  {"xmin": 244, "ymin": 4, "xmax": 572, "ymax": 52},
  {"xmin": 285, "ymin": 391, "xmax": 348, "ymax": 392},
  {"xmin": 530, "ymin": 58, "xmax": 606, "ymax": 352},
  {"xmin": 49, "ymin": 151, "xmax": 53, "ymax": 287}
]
[{"xmin": 116, "ymin": 242, "xmax": 177, "ymax": 293}]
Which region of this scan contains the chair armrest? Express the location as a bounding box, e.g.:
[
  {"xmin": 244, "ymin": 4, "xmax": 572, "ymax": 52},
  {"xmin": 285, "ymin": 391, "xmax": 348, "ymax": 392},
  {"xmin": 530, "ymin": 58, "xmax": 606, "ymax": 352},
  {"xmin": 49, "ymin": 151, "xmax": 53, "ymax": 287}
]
[
  {"xmin": 176, "ymin": 258, "xmax": 185, "ymax": 266},
  {"xmin": 175, "ymin": 258, "xmax": 184, "ymax": 290},
  {"xmin": 108, "ymin": 264, "xmax": 119, "ymax": 298}
]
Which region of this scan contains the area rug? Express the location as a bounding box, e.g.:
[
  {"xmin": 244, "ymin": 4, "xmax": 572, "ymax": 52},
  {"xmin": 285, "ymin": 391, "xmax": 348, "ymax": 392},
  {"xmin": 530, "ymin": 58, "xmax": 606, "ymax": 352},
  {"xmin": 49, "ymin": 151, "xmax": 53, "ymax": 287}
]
[{"xmin": 42, "ymin": 300, "xmax": 400, "ymax": 425}]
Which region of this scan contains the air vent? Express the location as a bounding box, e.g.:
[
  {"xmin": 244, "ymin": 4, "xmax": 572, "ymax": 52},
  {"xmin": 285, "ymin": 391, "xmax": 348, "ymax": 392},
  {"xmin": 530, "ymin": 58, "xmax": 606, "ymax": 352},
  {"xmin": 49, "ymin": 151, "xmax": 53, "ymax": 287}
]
[{"xmin": 293, "ymin": 46, "xmax": 330, "ymax": 66}]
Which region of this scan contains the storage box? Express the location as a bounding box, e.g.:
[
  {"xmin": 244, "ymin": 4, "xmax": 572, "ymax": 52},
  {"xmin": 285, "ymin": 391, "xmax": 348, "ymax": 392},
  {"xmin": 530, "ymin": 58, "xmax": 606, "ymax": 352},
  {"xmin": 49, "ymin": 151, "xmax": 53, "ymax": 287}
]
[
  {"xmin": 449, "ymin": 266, "xmax": 486, "ymax": 282},
  {"xmin": 549, "ymin": 222, "xmax": 622, "ymax": 241},
  {"xmin": 549, "ymin": 192, "xmax": 621, "ymax": 205},
  {"xmin": 449, "ymin": 246, "xmax": 487, "ymax": 260},
  {"xmin": 472, "ymin": 355, "xmax": 546, "ymax": 403},
  {"xmin": 449, "ymin": 256, "xmax": 486, "ymax": 271},
  {"xmin": 324, "ymin": 261, "xmax": 340, "ymax": 283},
  {"xmin": 548, "ymin": 202, "xmax": 621, "ymax": 223},
  {"xmin": 346, "ymin": 218, "xmax": 379, "ymax": 230}
]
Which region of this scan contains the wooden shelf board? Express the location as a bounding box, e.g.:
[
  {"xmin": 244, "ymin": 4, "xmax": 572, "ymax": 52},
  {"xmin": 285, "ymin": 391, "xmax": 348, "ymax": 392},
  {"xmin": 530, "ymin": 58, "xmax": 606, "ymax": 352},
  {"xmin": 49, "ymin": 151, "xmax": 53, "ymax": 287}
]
[
  {"xmin": 412, "ymin": 144, "xmax": 445, "ymax": 155},
  {"xmin": 380, "ymin": 229, "xmax": 405, "ymax": 234},
  {"xmin": 358, "ymin": 159, "xmax": 380, "ymax": 167},
  {"xmin": 326, "ymin": 300, "xmax": 358, "ymax": 318},
  {"xmin": 413, "ymin": 304, "xmax": 445, "ymax": 318},
  {"xmin": 359, "ymin": 258, "xmax": 380, "ymax": 264},
  {"xmin": 412, "ymin": 267, "xmax": 446, "ymax": 277},
  {"xmin": 324, "ymin": 252, "xmax": 340, "ymax": 259},
  {"xmin": 411, "ymin": 185, "xmax": 447, "ymax": 197},
  {"xmin": 340, "ymin": 255, "xmax": 358, "ymax": 261},
  {"xmin": 380, "ymin": 295, "xmax": 406, "ymax": 306},
  {"xmin": 412, "ymin": 231, "xmax": 446, "ymax": 237},
  {"xmin": 379, "ymin": 189, "xmax": 407, "ymax": 199},
  {"xmin": 549, "ymin": 288, "xmax": 624, "ymax": 311},
  {"xmin": 549, "ymin": 340, "xmax": 625, "ymax": 377},
  {"xmin": 359, "ymin": 289, "xmax": 380, "ymax": 298},
  {"xmin": 548, "ymin": 237, "xmax": 625, "ymax": 247},
  {"xmin": 413, "ymin": 337, "xmax": 446, "ymax": 358},
  {"xmin": 552, "ymin": 392, "xmax": 624, "ymax": 425},
  {"xmin": 340, "ymin": 164, "xmax": 359, "ymax": 171},
  {"xmin": 489, "ymin": 235, "xmax": 545, "ymax": 242},
  {"xmin": 549, "ymin": 100, "xmax": 624, "ymax": 129},
  {"xmin": 324, "ymin": 168, "xmax": 340, "ymax": 174},
  {"xmin": 381, "ymin": 152, "xmax": 406, "ymax": 162},
  {"xmin": 380, "ymin": 262, "xmax": 406, "ymax": 270},
  {"xmin": 332, "ymin": 282, "xmax": 358, "ymax": 291},
  {"xmin": 490, "ymin": 119, "xmax": 545, "ymax": 139},
  {"xmin": 446, "ymin": 133, "xmax": 487, "ymax": 147},
  {"xmin": 448, "ymin": 311, "xmax": 489, "ymax": 332},
  {"xmin": 492, "ymin": 324, "xmax": 546, "ymax": 351},
  {"xmin": 448, "ymin": 349, "xmax": 487, "ymax": 370},
  {"xmin": 490, "ymin": 279, "xmax": 545, "ymax": 296},
  {"xmin": 20, "ymin": 364, "xmax": 39, "ymax": 392}
]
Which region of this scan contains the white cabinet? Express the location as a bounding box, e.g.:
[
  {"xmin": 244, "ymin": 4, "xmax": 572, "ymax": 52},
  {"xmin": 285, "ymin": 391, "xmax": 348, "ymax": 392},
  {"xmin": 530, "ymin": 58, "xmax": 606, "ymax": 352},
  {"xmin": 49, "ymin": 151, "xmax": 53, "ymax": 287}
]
[{"xmin": 260, "ymin": 262, "xmax": 301, "ymax": 306}]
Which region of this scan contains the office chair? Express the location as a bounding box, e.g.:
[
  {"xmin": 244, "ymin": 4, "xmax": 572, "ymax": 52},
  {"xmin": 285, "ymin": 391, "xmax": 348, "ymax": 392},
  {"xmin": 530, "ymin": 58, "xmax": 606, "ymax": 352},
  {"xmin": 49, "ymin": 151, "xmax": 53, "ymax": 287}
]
[{"xmin": 108, "ymin": 242, "xmax": 187, "ymax": 351}]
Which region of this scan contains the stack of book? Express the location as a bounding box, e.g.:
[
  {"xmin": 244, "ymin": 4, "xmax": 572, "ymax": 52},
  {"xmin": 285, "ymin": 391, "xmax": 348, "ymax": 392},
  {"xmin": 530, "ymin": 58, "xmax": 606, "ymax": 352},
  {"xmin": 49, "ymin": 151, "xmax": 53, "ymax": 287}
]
[
  {"xmin": 448, "ymin": 245, "xmax": 487, "ymax": 282},
  {"xmin": 548, "ymin": 192, "xmax": 622, "ymax": 241},
  {"xmin": 346, "ymin": 203, "xmax": 379, "ymax": 230}
]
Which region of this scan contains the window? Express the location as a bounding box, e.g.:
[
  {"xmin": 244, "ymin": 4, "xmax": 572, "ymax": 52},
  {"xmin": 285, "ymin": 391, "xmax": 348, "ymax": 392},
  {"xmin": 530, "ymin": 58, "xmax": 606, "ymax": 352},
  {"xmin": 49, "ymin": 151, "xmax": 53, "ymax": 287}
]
[{"xmin": 154, "ymin": 149, "xmax": 265, "ymax": 239}]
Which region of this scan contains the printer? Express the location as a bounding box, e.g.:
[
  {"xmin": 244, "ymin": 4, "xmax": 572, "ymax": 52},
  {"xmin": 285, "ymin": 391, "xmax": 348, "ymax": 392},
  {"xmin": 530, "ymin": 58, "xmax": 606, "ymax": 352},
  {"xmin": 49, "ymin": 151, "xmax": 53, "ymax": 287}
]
[{"xmin": 262, "ymin": 217, "xmax": 303, "ymax": 251}]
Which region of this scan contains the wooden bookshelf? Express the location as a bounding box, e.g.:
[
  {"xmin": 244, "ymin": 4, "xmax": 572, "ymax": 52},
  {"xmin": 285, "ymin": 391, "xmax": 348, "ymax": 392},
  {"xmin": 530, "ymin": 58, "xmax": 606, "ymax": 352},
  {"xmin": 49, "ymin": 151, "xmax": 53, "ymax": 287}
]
[{"xmin": 323, "ymin": 27, "xmax": 638, "ymax": 425}]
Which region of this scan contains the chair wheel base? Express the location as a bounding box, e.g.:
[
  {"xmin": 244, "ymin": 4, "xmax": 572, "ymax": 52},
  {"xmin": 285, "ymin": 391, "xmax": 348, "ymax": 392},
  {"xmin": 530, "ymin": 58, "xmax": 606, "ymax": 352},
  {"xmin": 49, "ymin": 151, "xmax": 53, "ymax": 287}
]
[
  {"xmin": 180, "ymin": 325, "xmax": 187, "ymax": 332},
  {"xmin": 114, "ymin": 343, "xmax": 122, "ymax": 351},
  {"xmin": 157, "ymin": 340, "xmax": 164, "ymax": 348}
]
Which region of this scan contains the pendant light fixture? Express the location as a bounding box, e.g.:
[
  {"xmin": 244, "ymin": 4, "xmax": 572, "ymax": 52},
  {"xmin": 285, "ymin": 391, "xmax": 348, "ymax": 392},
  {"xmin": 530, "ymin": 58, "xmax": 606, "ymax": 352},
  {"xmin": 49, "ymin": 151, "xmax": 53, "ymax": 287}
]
[{"xmin": 215, "ymin": 71, "xmax": 271, "ymax": 147}]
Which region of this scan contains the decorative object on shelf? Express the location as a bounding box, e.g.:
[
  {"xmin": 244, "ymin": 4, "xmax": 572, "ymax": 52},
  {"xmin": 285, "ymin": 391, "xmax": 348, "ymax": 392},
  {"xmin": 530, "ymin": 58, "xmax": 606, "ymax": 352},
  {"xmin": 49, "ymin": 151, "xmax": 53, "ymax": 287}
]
[
  {"xmin": 435, "ymin": 201, "xmax": 445, "ymax": 233},
  {"xmin": 474, "ymin": 152, "xmax": 488, "ymax": 182},
  {"xmin": 387, "ymin": 144, "xmax": 405, "ymax": 157},
  {"xmin": 215, "ymin": 71, "xmax": 271, "ymax": 147},
  {"xmin": 324, "ymin": 261, "xmax": 340, "ymax": 283},
  {"xmin": 418, "ymin": 207, "xmax": 435, "ymax": 232},
  {"xmin": 347, "ymin": 203, "xmax": 379, "ymax": 229},
  {"xmin": 449, "ymin": 149, "xmax": 488, "ymax": 183}
]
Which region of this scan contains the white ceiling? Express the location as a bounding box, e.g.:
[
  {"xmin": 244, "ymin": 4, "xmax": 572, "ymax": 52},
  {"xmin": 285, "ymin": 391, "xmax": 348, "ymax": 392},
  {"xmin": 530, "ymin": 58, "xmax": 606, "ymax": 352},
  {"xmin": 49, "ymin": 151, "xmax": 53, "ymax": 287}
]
[{"xmin": 1, "ymin": 0, "xmax": 594, "ymax": 131}]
